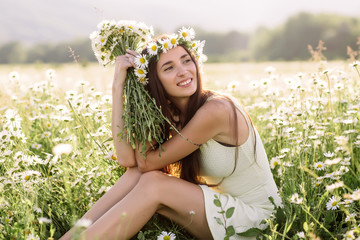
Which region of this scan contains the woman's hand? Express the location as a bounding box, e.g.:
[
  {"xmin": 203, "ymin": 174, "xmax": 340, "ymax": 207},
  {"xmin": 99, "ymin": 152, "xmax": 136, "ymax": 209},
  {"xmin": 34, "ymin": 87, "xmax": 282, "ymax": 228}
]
[{"xmin": 113, "ymin": 49, "xmax": 138, "ymax": 86}]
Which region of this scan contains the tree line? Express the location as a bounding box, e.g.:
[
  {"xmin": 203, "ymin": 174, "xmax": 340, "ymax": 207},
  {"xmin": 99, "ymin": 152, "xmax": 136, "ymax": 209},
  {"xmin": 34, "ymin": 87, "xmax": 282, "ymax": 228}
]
[{"xmin": 1, "ymin": 12, "xmax": 359, "ymax": 64}]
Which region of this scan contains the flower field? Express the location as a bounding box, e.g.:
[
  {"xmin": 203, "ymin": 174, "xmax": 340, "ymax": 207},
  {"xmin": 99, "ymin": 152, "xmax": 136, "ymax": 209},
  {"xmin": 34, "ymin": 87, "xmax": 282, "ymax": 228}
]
[{"xmin": 0, "ymin": 59, "xmax": 359, "ymax": 239}]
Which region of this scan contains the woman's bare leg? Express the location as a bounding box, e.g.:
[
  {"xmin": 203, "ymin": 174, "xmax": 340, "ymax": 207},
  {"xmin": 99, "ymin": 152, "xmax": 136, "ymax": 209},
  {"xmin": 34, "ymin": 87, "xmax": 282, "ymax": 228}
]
[
  {"xmin": 60, "ymin": 167, "xmax": 142, "ymax": 240},
  {"xmin": 80, "ymin": 171, "xmax": 212, "ymax": 240}
]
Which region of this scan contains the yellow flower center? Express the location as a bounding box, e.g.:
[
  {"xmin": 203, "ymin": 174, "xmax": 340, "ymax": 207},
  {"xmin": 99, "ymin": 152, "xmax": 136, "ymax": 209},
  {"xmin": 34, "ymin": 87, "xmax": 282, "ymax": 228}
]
[
  {"xmin": 111, "ymin": 155, "xmax": 117, "ymax": 160},
  {"xmin": 274, "ymin": 161, "xmax": 278, "ymax": 166},
  {"xmin": 164, "ymin": 43, "xmax": 168, "ymax": 49},
  {"xmin": 317, "ymin": 164, "xmax": 322, "ymax": 168},
  {"xmin": 171, "ymin": 38, "xmax": 177, "ymax": 44},
  {"xmin": 140, "ymin": 58, "xmax": 146, "ymax": 64},
  {"xmin": 182, "ymin": 32, "xmax": 187, "ymax": 38},
  {"xmin": 332, "ymin": 201, "xmax": 337, "ymax": 206},
  {"xmin": 140, "ymin": 78, "xmax": 146, "ymax": 82},
  {"xmin": 100, "ymin": 39, "xmax": 105, "ymax": 43},
  {"xmin": 25, "ymin": 175, "xmax": 30, "ymax": 181},
  {"xmin": 164, "ymin": 236, "xmax": 170, "ymax": 240},
  {"xmin": 137, "ymin": 69, "xmax": 144, "ymax": 75},
  {"xmin": 151, "ymin": 45, "xmax": 157, "ymax": 51}
]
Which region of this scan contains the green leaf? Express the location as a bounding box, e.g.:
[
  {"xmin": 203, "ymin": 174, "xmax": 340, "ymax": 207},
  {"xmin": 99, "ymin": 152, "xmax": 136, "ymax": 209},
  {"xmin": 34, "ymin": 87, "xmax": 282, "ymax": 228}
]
[
  {"xmin": 236, "ymin": 227, "xmax": 263, "ymax": 237},
  {"xmin": 213, "ymin": 199, "xmax": 221, "ymax": 207},
  {"xmin": 214, "ymin": 217, "xmax": 224, "ymax": 226},
  {"xmin": 226, "ymin": 225, "xmax": 235, "ymax": 236},
  {"xmin": 225, "ymin": 207, "xmax": 235, "ymax": 219}
]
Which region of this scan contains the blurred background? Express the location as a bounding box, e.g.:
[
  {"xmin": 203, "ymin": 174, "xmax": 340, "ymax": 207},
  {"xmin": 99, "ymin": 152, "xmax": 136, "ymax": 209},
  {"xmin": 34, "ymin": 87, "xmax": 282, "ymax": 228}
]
[{"xmin": 1, "ymin": 0, "xmax": 360, "ymax": 64}]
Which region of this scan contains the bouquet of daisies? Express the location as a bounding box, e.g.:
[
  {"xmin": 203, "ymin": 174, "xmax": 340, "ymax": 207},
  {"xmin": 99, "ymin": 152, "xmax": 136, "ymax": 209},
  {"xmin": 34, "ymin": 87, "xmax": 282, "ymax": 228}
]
[{"xmin": 90, "ymin": 20, "xmax": 166, "ymax": 153}]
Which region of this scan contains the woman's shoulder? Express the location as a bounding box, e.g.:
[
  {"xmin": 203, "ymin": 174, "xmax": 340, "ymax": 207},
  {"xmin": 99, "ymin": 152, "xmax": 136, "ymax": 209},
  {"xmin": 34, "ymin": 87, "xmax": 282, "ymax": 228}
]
[{"xmin": 199, "ymin": 93, "xmax": 236, "ymax": 118}]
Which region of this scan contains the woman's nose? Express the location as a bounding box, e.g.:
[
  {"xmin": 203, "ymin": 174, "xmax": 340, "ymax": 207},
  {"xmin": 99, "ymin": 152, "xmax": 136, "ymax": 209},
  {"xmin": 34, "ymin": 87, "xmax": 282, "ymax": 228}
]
[{"xmin": 176, "ymin": 65, "xmax": 187, "ymax": 76}]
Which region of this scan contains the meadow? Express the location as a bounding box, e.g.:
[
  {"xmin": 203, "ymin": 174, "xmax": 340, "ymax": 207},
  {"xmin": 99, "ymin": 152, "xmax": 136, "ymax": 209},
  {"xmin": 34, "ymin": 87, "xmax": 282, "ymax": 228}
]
[{"xmin": 0, "ymin": 59, "xmax": 359, "ymax": 240}]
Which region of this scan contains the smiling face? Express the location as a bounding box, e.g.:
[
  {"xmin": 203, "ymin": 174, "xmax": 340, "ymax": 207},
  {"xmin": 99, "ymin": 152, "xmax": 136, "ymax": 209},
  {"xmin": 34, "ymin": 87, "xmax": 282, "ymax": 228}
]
[{"xmin": 156, "ymin": 46, "xmax": 197, "ymax": 102}]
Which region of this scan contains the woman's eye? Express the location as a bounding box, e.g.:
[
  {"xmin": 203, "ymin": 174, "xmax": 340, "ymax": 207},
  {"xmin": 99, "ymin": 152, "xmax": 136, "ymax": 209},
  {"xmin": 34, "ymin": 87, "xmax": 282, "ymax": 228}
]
[
  {"xmin": 184, "ymin": 58, "xmax": 191, "ymax": 63},
  {"xmin": 164, "ymin": 66, "xmax": 173, "ymax": 71}
]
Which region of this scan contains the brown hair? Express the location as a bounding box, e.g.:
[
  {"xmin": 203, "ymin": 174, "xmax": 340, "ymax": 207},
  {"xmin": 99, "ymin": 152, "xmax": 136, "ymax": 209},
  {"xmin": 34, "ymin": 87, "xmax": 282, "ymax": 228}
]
[{"xmin": 143, "ymin": 41, "xmax": 243, "ymax": 184}]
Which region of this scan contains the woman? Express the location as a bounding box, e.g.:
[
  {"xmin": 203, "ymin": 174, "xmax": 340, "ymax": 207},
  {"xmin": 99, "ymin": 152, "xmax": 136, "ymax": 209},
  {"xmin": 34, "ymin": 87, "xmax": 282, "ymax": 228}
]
[{"xmin": 61, "ymin": 33, "xmax": 281, "ymax": 240}]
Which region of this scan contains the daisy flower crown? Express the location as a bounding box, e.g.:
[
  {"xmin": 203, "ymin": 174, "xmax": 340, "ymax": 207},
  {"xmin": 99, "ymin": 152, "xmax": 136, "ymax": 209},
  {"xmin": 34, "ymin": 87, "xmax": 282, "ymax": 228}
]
[{"xmin": 133, "ymin": 27, "xmax": 207, "ymax": 85}]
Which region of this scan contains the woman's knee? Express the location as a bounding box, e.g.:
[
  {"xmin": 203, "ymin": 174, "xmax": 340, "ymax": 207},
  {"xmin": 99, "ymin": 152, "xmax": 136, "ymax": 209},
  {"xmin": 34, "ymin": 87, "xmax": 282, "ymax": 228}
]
[{"xmin": 137, "ymin": 171, "xmax": 166, "ymax": 195}]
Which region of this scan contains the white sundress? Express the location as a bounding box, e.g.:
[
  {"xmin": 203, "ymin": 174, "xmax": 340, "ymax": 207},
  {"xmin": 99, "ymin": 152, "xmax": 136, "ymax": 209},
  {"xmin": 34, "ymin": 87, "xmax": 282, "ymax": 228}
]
[{"xmin": 198, "ymin": 97, "xmax": 282, "ymax": 240}]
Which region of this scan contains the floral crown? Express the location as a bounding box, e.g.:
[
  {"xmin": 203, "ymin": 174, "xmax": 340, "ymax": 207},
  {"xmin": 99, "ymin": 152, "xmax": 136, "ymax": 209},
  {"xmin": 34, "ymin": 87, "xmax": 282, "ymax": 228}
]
[{"xmin": 133, "ymin": 27, "xmax": 207, "ymax": 85}]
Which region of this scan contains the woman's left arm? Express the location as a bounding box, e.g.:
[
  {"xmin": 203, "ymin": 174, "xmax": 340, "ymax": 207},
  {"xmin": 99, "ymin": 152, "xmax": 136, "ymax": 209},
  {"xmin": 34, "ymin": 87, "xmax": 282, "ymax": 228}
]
[{"xmin": 135, "ymin": 99, "xmax": 229, "ymax": 172}]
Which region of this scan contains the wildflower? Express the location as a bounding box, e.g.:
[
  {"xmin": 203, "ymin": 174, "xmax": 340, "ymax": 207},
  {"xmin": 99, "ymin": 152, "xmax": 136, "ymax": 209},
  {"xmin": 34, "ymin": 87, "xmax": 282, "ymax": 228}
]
[
  {"xmin": 350, "ymin": 189, "xmax": 360, "ymax": 200},
  {"xmin": 325, "ymin": 158, "xmax": 341, "ymax": 166},
  {"xmin": 46, "ymin": 69, "xmax": 56, "ymax": 80},
  {"xmin": 323, "ymin": 151, "xmax": 335, "ymax": 158},
  {"xmin": 159, "ymin": 38, "xmax": 171, "ymax": 53},
  {"xmin": 75, "ymin": 218, "xmax": 92, "ymax": 228},
  {"xmin": 189, "ymin": 210, "xmax": 195, "ymax": 215},
  {"xmin": 227, "ymin": 80, "xmax": 241, "ymax": 92},
  {"xmin": 147, "ymin": 42, "xmax": 159, "ymax": 56},
  {"xmin": 290, "ymin": 193, "xmax": 303, "ymax": 204},
  {"xmin": 38, "ymin": 217, "xmax": 51, "ymax": 224},
  {"xmin": 31, "ymin": 143, "xmax": 42, "ymax": 150},
  {"xmin": 8, "ymin": 71, "xmax": 19, "ymax": 82},
  {"xmin": 52, "ymin": 143, "xmax": 73, "ymax": 156},
  {"xmin": 296, "ymin": 231, "xmax": 305, "ymax": 239},
  {"xmin": 326, "ymin": 196, "xmax": 340, "ymax": 210},
  {"xmin": 265, "ymin": 66, "xmax": 276, "ymax": 75},
  {"xmin": 157, "ymin": 231, "xmax": 176, "ymax": 240},
  {"xmin": 270, "ymin": 157, "xmax": 280, "ymax": 169},
  {"xmin": 344, "ymin": 230, "xmax": 355, "ymax": 240},
  {"xmin": 178, "ymin": 27, "xmax": 195, "ymax": 41},
  {"xmin": 248, "ymin": 80, "xmax": 259, "ymax": 89},
  {"xmin": 350, "ymin": 61, "xmax": 359, "ymax": 68},
  {"xmin": 314, "ymin": 162, "xmax": 325, "ymax": 170},
  {"xmin": 326, "ymin": 181, "xmax": 344, "ymax": 192},
  {"xmin": 41, "ymin": 131, "xmax": 51, "ymax": 138},
  {"xmin": 26, "ymin": 234, "xmax": 40, "ymax": 240},
  {"xmin": 105, "ymin": 150, "xmax": 117, "ymax": 161},
  {"xmin": 334, "ymin": 136, "xmax": 348, "ymax": 146}
]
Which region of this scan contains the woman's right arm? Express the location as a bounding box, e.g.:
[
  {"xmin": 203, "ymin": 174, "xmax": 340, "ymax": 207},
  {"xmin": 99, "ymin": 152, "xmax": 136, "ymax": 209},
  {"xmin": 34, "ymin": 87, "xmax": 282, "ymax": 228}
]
[{"xmin": 112, "ymin": 51, "xmax": 137, "ymax": 167}]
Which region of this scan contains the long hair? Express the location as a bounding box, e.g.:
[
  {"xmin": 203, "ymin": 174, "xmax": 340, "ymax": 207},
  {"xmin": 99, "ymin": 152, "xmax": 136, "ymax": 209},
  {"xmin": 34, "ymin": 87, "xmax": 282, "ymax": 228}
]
[{"xmin": 143, "ymin": 41, "xmax": 243, "ymax": 184}]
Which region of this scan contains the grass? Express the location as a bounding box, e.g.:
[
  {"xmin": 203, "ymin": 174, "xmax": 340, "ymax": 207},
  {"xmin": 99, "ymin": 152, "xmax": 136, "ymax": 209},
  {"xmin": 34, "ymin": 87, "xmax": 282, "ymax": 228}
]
[{"xmin": 0, "ymin": 60, "xmax": 359, "ymax": 239}]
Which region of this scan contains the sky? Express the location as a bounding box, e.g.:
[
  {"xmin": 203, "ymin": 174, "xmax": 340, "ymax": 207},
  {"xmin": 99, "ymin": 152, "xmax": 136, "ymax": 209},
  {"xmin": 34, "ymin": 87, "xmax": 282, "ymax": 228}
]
[
  {"xmin": 89, "ymin": 0, "xmax": 360, "ymax": 32},
  {"xmin": 1, "ymin": 0, "xmax": 360, "ymax": 44}
]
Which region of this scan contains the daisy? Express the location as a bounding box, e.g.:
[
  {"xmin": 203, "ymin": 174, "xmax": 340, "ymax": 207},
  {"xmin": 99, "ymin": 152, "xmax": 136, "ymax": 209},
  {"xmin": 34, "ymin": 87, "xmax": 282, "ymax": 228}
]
[
  {"xmin": 45, "ymin": 69, "xmax": 56, "ymax": 80},
  {"xmin": 326, "ymin": 196, "xmax": 340, "ymax": 210},
  {"xmin": 168, "ymin": 34, "xmax": 178, "ymax": 48},
  {"xmin": 147, "ymin": 42, "xmax": 159, "ymax": 56},
  {"xmin": 249, "ymin": 80, "xmax": 259, "ymax": 89},
  {"xmin": 31, "ymin": 143, "xmax": 42, "ymax": 150},
  {"xmin": 323, "ymin": 151, "xmax": 335, "ymax": 158},
  {"xmin": 26, "ymin": 234, "xmax": 40, "ymax": 240},
  {"xmin": 42, "ymin": 131, "xmax": 51, "ymax": 138},
  {"xmin": 325, "ymin": 181, "xmax": 344, "ymax": 192},
  {"xmin": 134, "ymin": 67, "xmax": 147, "ymax": 78},
  {"xmin": 290, "ymin": 193, "xmax": 303, "ymax": 204},
  {"xmin": 227, "ymin": 80, "xmax": 241, "ymax": 92},
  {"xmin": 134, "ymin": 54, "xmax": 148, "ymax": 69},
  {"xmin": 178, "ymin": 27, "xmax": 195, "ymax": 41},
  {"xmin": 344, "ymin": 230, "xmax": 355, "ymax": 240},
  {"xmin": 75, "ymin": 218, "xmax": 92, "ymax": 228},
  {"xmin": 296, "ymin": 231, "xmax": 305, "ymax": 239},
  {"xmin": 270, "ymin": 157, "xmax": 280, "ymax": 169},
  {"xmin": 314, "ymin": 161, "xmax": 325, "ymax": 170},
  {"xmin": 8, "ymin": 71, "xmax": 19, "ymax": 82},
  {"xmin": 265, "ymin": 66, "xmax": 276, "ymax": 75},
  {"xmin": 138, "ymin": 77, "xmax": 149, "ymax": 85},
  {"xmin": 159, "ymin": 38, "xmax": 171, "ymax": 53},
  {"xmin": 52, "ymin": 143, "xmax": 73, "ymax": 156},
  {"xmin": 38, "ymin": 217, "xmax": 51, "ymax": 224},
  {"xmin": 157, "ymin": 231, "xmax": 176, "ymax": 240}
]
